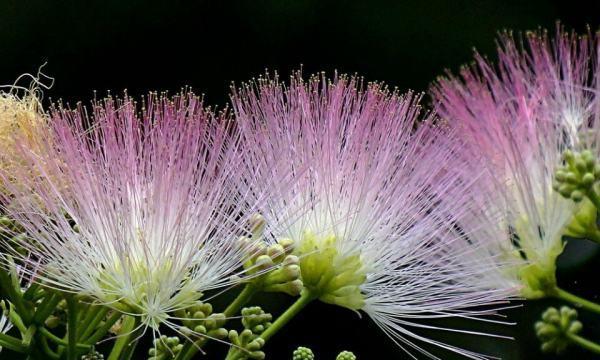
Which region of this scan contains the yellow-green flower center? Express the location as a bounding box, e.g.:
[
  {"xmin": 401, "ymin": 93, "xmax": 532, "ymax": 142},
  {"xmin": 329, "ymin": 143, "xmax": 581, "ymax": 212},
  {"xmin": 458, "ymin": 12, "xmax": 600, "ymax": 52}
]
[
  {"xmin": 512, "ymin": 216, "xmax": 563, "ymax": 299},
  {"xmin": 295, "ymin": 231, "xmax": 366, "ymax": 310}
]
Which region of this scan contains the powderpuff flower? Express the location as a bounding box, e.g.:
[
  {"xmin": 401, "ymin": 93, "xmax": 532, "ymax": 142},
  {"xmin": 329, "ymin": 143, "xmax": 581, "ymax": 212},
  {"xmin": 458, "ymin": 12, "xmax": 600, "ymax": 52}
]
[
  {"xmin": 0, "ymin": 92, "xmax": 257, "ymax": 329},
  {"xmin": 0, "ymin": 73, "xmax": 51, "ymax": 180},
  {"xmin": 232, "ymin": 73, "xmax": 513, "ymax": 359},
  {"xmin": 431, "ymin": 27, "xmax": 599, "ymax": 298}
]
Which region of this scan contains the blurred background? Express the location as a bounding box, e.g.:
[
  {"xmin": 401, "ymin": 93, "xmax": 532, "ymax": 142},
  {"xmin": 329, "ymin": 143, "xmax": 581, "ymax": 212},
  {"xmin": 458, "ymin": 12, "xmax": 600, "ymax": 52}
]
[{"xmin": 1, "ymin": 0, "xmax": 600, "ymax": 359}]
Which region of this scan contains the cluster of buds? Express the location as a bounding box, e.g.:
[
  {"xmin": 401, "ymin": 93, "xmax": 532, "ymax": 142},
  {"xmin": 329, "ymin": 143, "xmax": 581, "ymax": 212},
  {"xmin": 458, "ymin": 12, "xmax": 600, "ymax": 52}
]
[
  {"xmin": 239, "ymin": 235, "xmax": 303, "ymax": 296},
  {"xmin": 293, "ymin": 346, "xmax": 315, "ymax": 360},
  {"xmin": 554, "ymin": 150, "xmax": 600, "ymax": 202},
  {"xmin": 81, "ymin": 349, "xmax": 104, "ymax": 360},
  {"xmin": 535, "ymin": 306, "xmax": 582, "ymax": 354},
  {"xmin": 176, "ymin": 301, "xmax": 228, "ymax": 340},
  {"xmin": 241, "ymin": 306, "xmax": 272, "ymax": 335},
  {"xmin": 226, "ymin": 306, "xmax": 273, "ymax": 360},
  {"xmin": 291, "ymin": 346, "xmax": 357, "ymax": 360},
  {"xmin": 227, "ymin": 329, "xmax": 266, "ymax": 360},
  {"xmin": 336, "ymin": 351, "xmax": 357, "ymax": 360},
  {"xmin": 147, "ymin": 335, "xmax": 183, "ymax": 360}
]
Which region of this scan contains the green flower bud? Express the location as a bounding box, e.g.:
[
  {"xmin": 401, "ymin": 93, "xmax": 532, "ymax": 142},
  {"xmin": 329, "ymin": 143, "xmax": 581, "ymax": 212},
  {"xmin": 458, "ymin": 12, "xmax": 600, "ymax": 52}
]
[
  {"xmin": 148, "ymin": 335, "xmax": 182, "ymax": 360},
  {"xmin": 336, "ymin": 351, "xmax": 357, "ymax": 360},
  {"xmin": 278, "ymin": 238, "xmax": 295, "ymax": 254},
  {"xmin": 208, "ymin": 327, "xmax": 229, "ymax": 339},
  {"xmin": 249, "ymin": 213, "xmax": 266, "ymax": 237},
  {"xmin": 535, "ymin": 306, "xmax": 582, "ymax": 355},
  {"xmin": 255, "ymin": 255, "xmax": 275, "ymax": 271},
  {"xmin": 293, "ymin": 347, "xmax": 315, "ymax": 360},
  {"xmin": 571, "ymin": 190, "xmax": 584, "ymax": 202},
  {"xmin": 45, "ymin": 315, "xmax": 61, "ymax": 328},
  {"xmin": 267, "ymin": 243, "xmax": 286, "ymax": 263},
  {"xmin": 81, "ymin": 349, "xmax": 104, "ymax": 360}
]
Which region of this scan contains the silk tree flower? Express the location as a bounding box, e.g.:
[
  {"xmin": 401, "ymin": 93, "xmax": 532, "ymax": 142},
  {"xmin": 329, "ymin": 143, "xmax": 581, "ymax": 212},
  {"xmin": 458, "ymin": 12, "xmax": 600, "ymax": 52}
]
[
  {"xmin": 431, "ymin": 28, "xmax": 599, "ymax": 299},
  {"xmin": 0, "ymin": 79, "xmax": 49, "ymax": 181},
  {"xmin": 0, "ymin": 92, "xmax": 259, "ymax": 330},
  {"xmin": 232, "ymin": 73, "xmax": 514, "ymax": 359}
]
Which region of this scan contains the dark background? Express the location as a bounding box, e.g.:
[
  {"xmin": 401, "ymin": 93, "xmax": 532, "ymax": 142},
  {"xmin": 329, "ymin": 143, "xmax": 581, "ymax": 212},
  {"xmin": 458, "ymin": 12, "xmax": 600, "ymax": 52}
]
[{"xmin": 2, "ymin": 0, "xmax": 600, "ymax": 359}]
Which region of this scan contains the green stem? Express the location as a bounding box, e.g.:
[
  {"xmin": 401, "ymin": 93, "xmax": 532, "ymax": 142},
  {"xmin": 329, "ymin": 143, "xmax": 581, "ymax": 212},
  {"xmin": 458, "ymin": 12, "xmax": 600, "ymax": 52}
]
[
  {"xmin": 587, "ymin": 188, "xmax": 600, "ymax": 211},
  {"xmin": 176, "ymin": 284, "xmax": 259, "ymax": 360},
  {"xmin": 224, "ymin": 284, "xmax": 259, "ymax": 318},
  {"xmin": 66, "ymin": 296, "xmax": 78, "ymax": 360},
  {"xmin": 0, "ymin": 268, "xmax": 31, "ymax": 324},
  {"xmin": 39, "ymin": 333, "xmax": 60, "ymax": 360},
  {"xmin": 22, "ymin": 283, "xmax": 40, "ymax": 301},
  {"xmin": 84, "ymin": 310, "xmax": 122, "ymax": 345},
  {"xmin": 568, "ymin": 333, "xmax": 600, "ymax": 354},
  {"xmin": 226, "ymin": 290, "xmax": 317, "ymax": 360},
  {"xmin": 33, "ymin": 291, "xmax": 62, "ymax": 324},
  {"xmin": 39, "ymin": 327, "xmax": 90, "ymax": 350},
  {"xmin": 79, "ymin": 306, "xmax": 111, "ymax": 341},
  {"xmin": 22, "ymin": 325, "xmax": 37, "ymax": 347},
  {"xmin": 260, "ymin": 289, "xmax": 316, "ymax": 342},
  {"xmin": 0, "ymin": 332, "xmax": 27, "ymax": 353},
  {"xmin": 107, "ymin": 315, "xmax": 141, "ymax": 360},
  {"xmin": 553, "ymin": 287, "xmax": 600, "ymax": 315},
  {"xmin": 175, "ymin": 338, "xmax": 208, "ymax": 360}
]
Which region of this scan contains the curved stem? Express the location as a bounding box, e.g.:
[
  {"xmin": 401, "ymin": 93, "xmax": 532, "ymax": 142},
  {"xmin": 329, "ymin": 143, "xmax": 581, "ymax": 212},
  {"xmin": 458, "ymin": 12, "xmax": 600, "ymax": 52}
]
[
  {"xmin": 107, "ymin": 315, "xmax": 141, "ymax": 360},
  {"xmin": 0, "ymin": 332, "xmax": 27, "ymax": 353},
  {"xmin": 176, "ymin": 338, "xmax": 207, "ymax": 360},
  {"xmin": 39, "ymin": 327, "xmax": 90, "ymax": 350},
  {"xmin": 260, "ymin": 289, "xmax": 316, "ymax": 342},
  {"xmin": 224, "ymin": 284, "xmax": 259, "ymax": 318},
  {"xmin": 225, "ymin": 290, "xmax": 315, "ymax": 360},
  {"xmin": 553, "ymin": 287, "xmax": 600, "ymax": 315},
  {"xmin": 568, "ymin": 333, "xmax": 600, "ymax": 354},
  {"xmin": 39, "ymin": 333, "xmax": 60, "ymax": 360},
  {"xmin": 587, "ymin": 188, "xmax": 600, "ymax": 212}
]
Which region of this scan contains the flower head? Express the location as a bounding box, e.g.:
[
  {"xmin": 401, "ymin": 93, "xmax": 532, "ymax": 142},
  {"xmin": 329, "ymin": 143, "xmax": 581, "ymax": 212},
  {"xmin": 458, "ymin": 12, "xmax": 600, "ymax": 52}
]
[
  {"xmin": 0, "ymin": 92, "xmax": 256, "ymax": 329},
  {"xmin": 0, "ymin": 76, "xmax": 50, "ymax": 181},
  {"xmin": 431, "ymin": 27, "xmax": 600, "ymax": 298},
  {"xmin": 232, "ymin": 72, "xmax": 512, "ymax": 359}
]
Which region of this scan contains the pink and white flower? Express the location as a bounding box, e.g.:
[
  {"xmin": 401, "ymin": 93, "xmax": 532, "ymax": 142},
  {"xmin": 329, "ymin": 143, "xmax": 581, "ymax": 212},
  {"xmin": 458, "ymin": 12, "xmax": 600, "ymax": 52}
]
[
  {"xmin": 431, "ymin": 27, "xmax": 600, "ymax": 298},
  {"xmin": 0, "ymin": 92, "xmax": 257, "ymax": 329},
  {"xmin": 232, "ymin": 72, "xmax": 513, "ymax": 359}
]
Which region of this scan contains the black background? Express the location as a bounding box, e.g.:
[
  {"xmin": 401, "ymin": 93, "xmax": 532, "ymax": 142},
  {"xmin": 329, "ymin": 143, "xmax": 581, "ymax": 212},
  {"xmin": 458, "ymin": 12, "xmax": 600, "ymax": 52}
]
[{"xmin": 2, "ymin": 1, "xmax": 600, "ymax": 359}]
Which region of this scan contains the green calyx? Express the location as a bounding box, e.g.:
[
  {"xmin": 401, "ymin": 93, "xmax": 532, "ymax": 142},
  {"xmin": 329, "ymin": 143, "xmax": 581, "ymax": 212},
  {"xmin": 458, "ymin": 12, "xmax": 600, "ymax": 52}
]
[
  {"xmin": 535, "ymin": 306, "xmax": 582, "ymax": 354},
  {"xmin": 518, "ymin": 262, "xmax": 558, "ymax": 299},
  {"xmin": 295, "ymin": 231, "xmax": 366, "ymax": 311},
  {"xmin": 97, "ymin": 260, "xmax": 201, "ymax": 329},
  {"xmin": 512, "ymin": 216, "xmax": 562, "ymax": 300}
]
